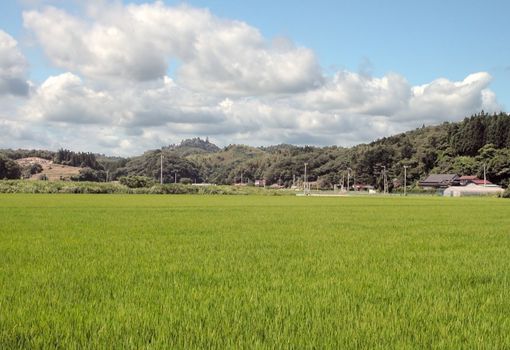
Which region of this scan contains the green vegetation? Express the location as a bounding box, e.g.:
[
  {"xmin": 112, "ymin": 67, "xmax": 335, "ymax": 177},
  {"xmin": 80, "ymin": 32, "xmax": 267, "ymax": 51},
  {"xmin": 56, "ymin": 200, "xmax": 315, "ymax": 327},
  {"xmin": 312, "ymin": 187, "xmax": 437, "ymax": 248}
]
[
  {"xmin": 0, "ymin": 195, "xmax": 509, "ymax": 348},
  {"xmin": 0, "ymin": 154, "xmax": 21, "ymax": 179},
  {"xmin": 0, "ymin": 180, "xmax": 289, "ymax": 195},
  {"xmin": 2, "ymin": 112, "xmax": 510, "ymax": 189}
]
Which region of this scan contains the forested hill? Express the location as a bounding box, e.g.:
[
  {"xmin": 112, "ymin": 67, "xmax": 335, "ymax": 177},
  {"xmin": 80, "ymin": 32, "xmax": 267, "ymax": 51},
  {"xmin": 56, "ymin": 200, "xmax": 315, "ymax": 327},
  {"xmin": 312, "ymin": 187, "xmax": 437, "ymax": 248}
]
[{"xmin": 1, "ymin": 112, "xmax": 510, "ymax": 190}]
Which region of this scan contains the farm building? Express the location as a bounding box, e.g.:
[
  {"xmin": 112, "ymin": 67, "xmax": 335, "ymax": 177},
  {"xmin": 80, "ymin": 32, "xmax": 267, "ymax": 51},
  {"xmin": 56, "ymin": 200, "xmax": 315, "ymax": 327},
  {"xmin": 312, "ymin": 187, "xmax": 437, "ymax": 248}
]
[
  {"xmin": 458, "ymin": 176, "xmax": 493, "ymax": 186},
  {"xmin": 443, "ymin": 183, "xmax": 504, "ymax": 197},
  {"xmin": 418, "ymin": 174, "xmax": 459, "ymax": 189}
]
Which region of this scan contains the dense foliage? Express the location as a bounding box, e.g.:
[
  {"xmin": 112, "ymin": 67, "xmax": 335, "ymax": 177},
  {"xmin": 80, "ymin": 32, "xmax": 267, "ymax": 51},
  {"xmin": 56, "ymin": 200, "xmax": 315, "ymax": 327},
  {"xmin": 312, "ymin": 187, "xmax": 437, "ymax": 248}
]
[
  {"xmin": 119, "ymin": 175, "xmax": 155, "ymax": 188},
  {"xmin": 0, "ymin": 154, "xmax": 21, "ymax": 179},
  {"xmin": 54, "ymin": 149, "xmax": 103, "ymax": 170},
  {"xmin": 2, "ymin": 113, "xmax": 510, "ymax": 189},
  {"xmin": 0, "ymin": 180, "xmax": 290, "ymax": 195}
]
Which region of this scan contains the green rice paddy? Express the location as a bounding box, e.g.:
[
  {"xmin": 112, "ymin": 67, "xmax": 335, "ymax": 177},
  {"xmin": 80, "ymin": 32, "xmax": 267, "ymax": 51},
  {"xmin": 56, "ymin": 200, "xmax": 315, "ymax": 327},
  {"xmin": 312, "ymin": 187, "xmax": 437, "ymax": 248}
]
[{"xmin": 1, "ymin": 194, "xmax": 509, "ymax": 348}]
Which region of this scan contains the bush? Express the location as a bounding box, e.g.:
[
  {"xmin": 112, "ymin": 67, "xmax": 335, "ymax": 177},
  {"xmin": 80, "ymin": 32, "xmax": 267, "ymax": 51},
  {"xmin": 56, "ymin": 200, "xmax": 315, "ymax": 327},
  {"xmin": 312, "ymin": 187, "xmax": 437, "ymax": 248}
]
[
  {"xmin": 71, "ymin": 168, "xmax": 106, "ymax": 182},
  {"xmin": 179, "ymin": 177, "xmax": 192, "ymax": 185},
  {"xmin": 502, "ymin": 188, "xmax": 510, "ymax": 198},
  {"xmin": 119, "ymin": 176, "xmax": 155, "ymax": 188},
  {"xmin": 0, "ymin": 180, "xmax": 294, "ymax": 196},
  {"xmin": 0, "ymin": 155, "xmax": 21, "ymax": 179},
  {"xmin": 22, "ymin": 163, "xmax": 44, "ymax": 179}
]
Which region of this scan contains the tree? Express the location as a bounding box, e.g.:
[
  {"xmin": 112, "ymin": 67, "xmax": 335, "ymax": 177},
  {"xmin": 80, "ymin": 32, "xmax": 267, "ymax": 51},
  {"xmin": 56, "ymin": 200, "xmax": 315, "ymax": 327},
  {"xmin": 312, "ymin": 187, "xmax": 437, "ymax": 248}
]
[{"xmin": 0, "ymin": 154, "xmax": 21, "ymax": 179}]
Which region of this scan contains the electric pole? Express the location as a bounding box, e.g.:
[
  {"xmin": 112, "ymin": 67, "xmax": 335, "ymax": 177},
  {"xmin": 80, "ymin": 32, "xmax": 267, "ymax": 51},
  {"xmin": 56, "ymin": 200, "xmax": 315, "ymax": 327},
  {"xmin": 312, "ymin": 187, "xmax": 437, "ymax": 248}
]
[
  {"xmin": 403, "ymin": 165, "xmax": 409, "ymax": 196},
  {"xmin": 304, "ymin": 163, "xmax": 308, "ymax": 194},
  {"xmin": 347, "ymin": 168, "xmax": 351, "ymax": 192},
  {"xmin": 483, "ymin": 164, "xmax": 487, "ymax": 188},
  {"xmin": 160, "ymin": 152, "xmax": 163, "ymax": 185},
  {"xmin": 382, "ymin": 165, "xmax": 387, "ymax": 194}
]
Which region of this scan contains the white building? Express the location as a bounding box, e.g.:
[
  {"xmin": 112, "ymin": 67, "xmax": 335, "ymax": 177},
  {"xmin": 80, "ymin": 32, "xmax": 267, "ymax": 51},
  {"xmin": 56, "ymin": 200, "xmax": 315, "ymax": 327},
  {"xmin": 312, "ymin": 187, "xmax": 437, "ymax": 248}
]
[{"xmin": 443, "ymin": 183, "xmax": 504, "ymax": 197}]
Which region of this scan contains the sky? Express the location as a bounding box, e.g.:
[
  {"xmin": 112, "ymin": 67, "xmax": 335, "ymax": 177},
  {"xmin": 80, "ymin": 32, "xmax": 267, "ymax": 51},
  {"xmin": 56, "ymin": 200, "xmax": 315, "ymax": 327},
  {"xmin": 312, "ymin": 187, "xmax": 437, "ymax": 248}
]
[{"xmin": 0, "ymin": 0, "xmax": 509, "ymax": 156}]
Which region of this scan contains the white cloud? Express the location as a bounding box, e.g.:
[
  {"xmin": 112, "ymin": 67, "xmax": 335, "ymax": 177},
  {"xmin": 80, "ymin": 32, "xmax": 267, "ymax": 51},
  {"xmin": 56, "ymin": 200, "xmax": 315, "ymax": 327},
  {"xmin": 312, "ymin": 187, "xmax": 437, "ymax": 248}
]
[
  {"xmin": 23, "ymin": 3, "xmax": 323, "ymax": 95},
  {"xmin": 405, "ymin": 72, "xmax": 498, "ymax": 123},
  {"xmin": 22, "ymin": 72, "xmax": 116, "ymax": 124},
  {"xmin": 16, "ymin": 69, "xmax": 500, "ymax": 155},
  {"xmin": 0, "ymin": 2, "xmax": 499, "ymax": 155},
  {"xmin": 0, "ymin": 30, "xmax": 30, "ymax": 96}
]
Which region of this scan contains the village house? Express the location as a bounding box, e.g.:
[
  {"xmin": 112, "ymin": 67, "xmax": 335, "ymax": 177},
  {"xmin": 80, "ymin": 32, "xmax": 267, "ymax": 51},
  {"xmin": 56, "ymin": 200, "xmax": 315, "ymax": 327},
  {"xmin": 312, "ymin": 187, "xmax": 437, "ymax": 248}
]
[
  {"xmin": 458, "ymin": 175, "xmax": 492, "ymax": 186},
  {"xmin": 418, "ymin": 174, "xmax": 460, "ymax": 189}
]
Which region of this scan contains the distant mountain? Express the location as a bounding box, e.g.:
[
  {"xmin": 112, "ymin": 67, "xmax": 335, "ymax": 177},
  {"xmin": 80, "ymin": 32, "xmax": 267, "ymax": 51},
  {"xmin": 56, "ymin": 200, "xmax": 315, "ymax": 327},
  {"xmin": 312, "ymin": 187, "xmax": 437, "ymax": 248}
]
[{"xmin": 165, "ymin": 137, "xmax": 221, "ymax": 157}]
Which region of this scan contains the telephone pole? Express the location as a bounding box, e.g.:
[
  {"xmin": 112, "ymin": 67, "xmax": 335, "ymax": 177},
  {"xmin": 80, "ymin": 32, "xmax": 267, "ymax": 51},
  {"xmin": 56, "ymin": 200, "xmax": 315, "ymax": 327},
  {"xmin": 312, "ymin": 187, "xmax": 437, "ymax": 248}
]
[
  {"xmin": 347, "ymin": 168, "xmax": 351, "ymax": 192},
  {"xmin": 403, "ymin": 165, "xmax": 409, "ymax": 196},
  {"xmin": 160, "ymin": 152, "xmax": 163, "ymax": 185},
  {"xmin": 304, "ymin": 163, "xmax": 308, "ymax": 194},
  {"xmin": 382, "ymin": 165, "xmax": 388, "ymax": 194},
  {"xmin": 483, "ymin": 164, "xmax": 487, "ymax": 188}
]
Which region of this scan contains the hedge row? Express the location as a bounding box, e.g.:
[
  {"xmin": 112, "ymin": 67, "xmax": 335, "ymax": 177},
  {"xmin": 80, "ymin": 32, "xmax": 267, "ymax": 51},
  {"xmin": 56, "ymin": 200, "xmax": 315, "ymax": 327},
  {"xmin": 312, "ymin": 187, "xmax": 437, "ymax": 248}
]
[{"xmin": 0, "ymin": 180, "xmax": 290, "ymax": 195}]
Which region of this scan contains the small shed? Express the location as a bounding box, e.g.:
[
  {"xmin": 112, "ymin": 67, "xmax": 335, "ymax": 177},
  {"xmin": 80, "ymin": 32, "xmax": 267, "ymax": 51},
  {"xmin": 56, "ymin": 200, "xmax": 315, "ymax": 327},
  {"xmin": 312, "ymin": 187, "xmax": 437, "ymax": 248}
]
[{"xmin": 443, "ymin": 183, "xmax": 504, "ymax": 197}]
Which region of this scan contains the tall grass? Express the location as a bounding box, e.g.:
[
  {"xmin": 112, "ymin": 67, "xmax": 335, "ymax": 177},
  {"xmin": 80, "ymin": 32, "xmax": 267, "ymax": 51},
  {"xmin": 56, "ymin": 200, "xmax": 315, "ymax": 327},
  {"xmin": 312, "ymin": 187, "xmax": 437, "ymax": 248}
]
[
  {"xmin": 0, "ymin": 195, "xmax": 509, "ymax": 348},
  {"xmin": 0, "ymin": 180, "xmax": 290, "ymax": 195}
]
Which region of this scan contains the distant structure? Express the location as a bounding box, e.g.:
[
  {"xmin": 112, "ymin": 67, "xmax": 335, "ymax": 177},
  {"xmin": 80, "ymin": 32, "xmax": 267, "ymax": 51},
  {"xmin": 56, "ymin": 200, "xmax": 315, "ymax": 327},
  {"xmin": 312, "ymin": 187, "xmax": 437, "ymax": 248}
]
[
  {"xmin": 254, "ymin": 179, "xmax": 266, "ymax": 187},
  {"xmin": 419, "ymin": 173, "xmax": 504, "ymax": 196},
  {"xmin": 418, "ymin": 174, "xmax": 459, "ymax": 189},
  {"xmin": 443, "ymin": 183, "xmax": 503, "ymax": 197},
  {"xmin": 458, "ymin": 176, "xmax": 492, "ymax": 186}
]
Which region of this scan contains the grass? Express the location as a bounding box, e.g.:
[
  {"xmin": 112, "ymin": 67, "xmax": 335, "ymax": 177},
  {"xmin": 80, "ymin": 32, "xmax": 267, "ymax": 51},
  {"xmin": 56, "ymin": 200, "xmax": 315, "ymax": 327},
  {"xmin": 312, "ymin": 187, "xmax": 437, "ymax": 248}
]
[{"xmin": 0, "ymin": 194, "xmax": 509, "ymax": 349}]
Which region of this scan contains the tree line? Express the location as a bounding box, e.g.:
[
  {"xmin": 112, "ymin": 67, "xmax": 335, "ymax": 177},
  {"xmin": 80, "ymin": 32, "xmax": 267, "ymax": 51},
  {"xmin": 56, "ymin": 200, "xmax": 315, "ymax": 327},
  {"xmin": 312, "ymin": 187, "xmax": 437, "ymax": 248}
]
[{"xmin": 1, "ymin": 113, "xmax": 510, "ymax": 190}]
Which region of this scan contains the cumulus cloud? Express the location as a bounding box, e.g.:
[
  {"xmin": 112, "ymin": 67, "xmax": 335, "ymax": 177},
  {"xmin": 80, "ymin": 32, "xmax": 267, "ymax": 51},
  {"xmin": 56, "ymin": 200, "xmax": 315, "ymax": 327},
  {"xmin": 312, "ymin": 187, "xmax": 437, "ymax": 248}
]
[
  {"xmin": 0, "ymin": 30, "xmax": 30, "ymax": 96},
  {"xmin": 0, "ymin": 1, "xmax": 499, "ymax": 155},
  {"xmin": 23, "ymin": 2, "xmax": 323, "ymax": 95},
  {"xmin": 22, "ymin": 72, "xmax": 116, "ymax": 124},
  {"xmin": 18, "ymin": 69, "xmax": 500, "ymax": 154},
  {"xmin": 405, "ymin": 72, "xmax": 497, "ymax": 123}
]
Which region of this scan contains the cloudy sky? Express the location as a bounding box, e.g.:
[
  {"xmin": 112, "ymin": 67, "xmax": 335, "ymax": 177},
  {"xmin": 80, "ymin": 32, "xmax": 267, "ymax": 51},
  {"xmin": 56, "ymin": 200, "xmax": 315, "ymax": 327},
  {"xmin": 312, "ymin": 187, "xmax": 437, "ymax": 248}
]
[{"xmin": 0, "ymin": 0, "xmax": 509, "ymax": 155}]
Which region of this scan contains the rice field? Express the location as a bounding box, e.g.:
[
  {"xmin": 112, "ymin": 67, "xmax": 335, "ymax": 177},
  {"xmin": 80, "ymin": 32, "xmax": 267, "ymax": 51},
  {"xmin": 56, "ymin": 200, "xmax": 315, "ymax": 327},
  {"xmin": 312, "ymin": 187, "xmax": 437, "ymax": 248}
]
[{"xmin": 0, "ymin": 194, "xmax": 509, "ymax": 349}]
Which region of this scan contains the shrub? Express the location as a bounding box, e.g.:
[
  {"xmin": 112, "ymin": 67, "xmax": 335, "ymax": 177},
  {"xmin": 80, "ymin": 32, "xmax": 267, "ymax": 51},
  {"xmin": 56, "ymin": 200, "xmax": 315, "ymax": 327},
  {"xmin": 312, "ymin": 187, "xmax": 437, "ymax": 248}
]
[
  {"xmin": 119, "ymin": 175, "xmax": 155, "ymax": 188},
  {"xmin": 0, "ymin": 155, "xmax": 21, "ymax": 179},
  {"xmin": 179, "ymin": 177, "xmax": 193, "ymax": 185},
  {"xmin": 71, "ymin": 168, "xmax": 106, "ymax": 182}
]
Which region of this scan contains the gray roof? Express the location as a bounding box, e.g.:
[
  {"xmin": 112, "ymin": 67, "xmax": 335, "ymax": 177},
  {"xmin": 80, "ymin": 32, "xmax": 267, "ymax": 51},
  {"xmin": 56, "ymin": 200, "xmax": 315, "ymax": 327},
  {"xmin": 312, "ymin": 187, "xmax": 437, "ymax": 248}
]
[{"xmin": 420, "ymin": 174, "xmax": 459, "ymax": 183}]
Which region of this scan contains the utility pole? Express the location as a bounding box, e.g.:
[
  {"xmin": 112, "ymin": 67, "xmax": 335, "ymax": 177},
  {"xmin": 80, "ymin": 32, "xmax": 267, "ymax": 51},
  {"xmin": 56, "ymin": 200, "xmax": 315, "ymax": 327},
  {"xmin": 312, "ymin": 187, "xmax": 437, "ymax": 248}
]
[
  {"xmin": 483, "ymin": 164, "xmax": 487, "ymax": 188},
  {"xmin": 304, "ymin": 163, "xmax": 308, "ymax": 194},
  {"xmin": 347, "ymin": 168, "xmax": 351, "ymax": 192},
  {"xmin": 160, "ymin": 153, "xmax": 163, "ymax": 185},
  {"xmin": 174, "ymin": 171, "xmax": 177, "ymax": 184},
  {"xmin": 403, "ymin": 165, "xmax": 409, "ymax": 196},
  {"xmin": 382, "ymin": 166, "xmax": 387, "ymax": 194}
]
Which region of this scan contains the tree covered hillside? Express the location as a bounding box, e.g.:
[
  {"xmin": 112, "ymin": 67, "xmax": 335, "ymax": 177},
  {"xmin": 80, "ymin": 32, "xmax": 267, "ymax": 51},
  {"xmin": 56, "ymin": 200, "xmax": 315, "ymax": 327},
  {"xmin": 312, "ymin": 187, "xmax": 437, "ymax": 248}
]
[{"xmin": 1, "ymin": 112, "xmax": 510, "ymax": 190}]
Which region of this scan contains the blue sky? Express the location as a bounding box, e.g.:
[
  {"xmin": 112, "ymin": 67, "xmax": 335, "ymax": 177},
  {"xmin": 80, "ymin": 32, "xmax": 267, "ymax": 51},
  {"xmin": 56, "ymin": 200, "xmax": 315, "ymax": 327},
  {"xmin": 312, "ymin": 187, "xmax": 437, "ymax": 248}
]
[
  {"xmin": 3, "ymin": 0, "xmax": 508, "ymax": 105},
  {"xmin": 0, "ymin": 0, "xmax": 508, "ymax": 154}
]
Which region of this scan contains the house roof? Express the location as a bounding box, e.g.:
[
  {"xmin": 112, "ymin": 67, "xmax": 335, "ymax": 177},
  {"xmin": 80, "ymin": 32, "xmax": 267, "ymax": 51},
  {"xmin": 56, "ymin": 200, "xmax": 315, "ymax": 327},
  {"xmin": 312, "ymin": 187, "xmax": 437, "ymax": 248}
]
[
  {"xmin": 471, "ymin": 179, "xmax": 492, "ymax": 185},
  {"xmin": 420, "ymin": 174, "xmax": 459, "ymax": 183},
  {"xmin": 459, "ymin": 175, "xmax": 478, "ymax": 180}
]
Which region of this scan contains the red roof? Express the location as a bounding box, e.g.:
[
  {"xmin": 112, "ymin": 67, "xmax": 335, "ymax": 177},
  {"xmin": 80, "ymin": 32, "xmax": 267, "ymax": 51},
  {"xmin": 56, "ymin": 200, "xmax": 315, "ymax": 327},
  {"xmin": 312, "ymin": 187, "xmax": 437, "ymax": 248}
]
[
  {"xmin": 459, "ymin": 176, "xmax": 478, "ymax": 180},
  {"xmin": 472, "ymin": 179, "xmax": 492, "ymax": 185}
]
